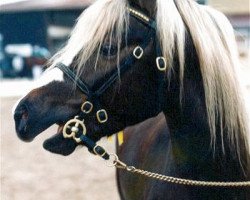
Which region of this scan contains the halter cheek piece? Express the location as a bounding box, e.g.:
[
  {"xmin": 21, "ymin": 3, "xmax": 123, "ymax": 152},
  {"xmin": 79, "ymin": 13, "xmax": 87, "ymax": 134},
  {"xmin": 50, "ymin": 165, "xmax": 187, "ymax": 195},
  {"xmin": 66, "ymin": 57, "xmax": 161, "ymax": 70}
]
[{"xmin": 56, "ymin": 6, "xmax": 167, "ymax": 160}]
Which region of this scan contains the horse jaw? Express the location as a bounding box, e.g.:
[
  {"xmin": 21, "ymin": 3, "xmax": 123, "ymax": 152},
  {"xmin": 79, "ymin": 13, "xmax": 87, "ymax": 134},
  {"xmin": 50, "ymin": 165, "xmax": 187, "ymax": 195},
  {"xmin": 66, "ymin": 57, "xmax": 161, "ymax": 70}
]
[{"xmin": 43, "ymin": 125, "xmax": 78, "ymax": 156}]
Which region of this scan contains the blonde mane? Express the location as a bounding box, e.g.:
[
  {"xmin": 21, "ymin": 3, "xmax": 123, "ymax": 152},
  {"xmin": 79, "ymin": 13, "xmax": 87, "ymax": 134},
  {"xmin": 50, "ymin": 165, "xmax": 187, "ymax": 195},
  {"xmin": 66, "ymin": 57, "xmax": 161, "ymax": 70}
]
[
  {"xmin": 50, "ymin": 0, "xmax": 128, "ymax": 67},
  {"xmin": 50, "ymin": 0, "xmax": 249, "ymax": 160},
  {"xmin": 171, "ymin": 0, "xmax": 249, "ymax": 157}
]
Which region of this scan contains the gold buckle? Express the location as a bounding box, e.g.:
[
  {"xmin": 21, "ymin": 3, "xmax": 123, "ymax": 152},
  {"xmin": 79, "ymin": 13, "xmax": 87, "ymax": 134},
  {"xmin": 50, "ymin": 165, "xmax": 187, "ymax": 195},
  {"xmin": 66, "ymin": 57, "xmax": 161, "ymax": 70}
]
[
  {"xmin": 133, "ymin": 46, "xmax": 143, "ymax": 59},
  {"xmin": 93, "ymin": 145, "xmax": 106, "ymax": 157},
  {"xmin": 96, "ymin": 109, "xmax": 108, "ymax": 123},
  {"xmin": 63, "ymin": 117, "xmax": 86, "ymax": 143},
  {"xmin": 156, "ymin": 57, "xmax": 167, "ymax": 71},
  {"xmin": 81, "ymin": 101, "xmax": 93, "ymax": 114}
]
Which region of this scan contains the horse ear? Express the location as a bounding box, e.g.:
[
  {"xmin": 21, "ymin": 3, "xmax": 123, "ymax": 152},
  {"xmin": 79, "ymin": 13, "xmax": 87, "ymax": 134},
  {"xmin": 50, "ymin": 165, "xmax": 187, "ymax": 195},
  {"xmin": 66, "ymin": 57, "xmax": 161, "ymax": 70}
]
[{"xmin": 128, "ymin": 0, "xmax": 156, "ymax": 17}]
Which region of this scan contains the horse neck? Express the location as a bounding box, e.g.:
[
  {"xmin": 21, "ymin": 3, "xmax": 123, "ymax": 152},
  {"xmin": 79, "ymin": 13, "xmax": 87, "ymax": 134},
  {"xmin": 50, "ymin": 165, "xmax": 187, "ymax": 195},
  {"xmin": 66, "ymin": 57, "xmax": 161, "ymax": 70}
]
[{"xmin": 162, "ymin": 36, "xmax": 249, "ymax": 183}]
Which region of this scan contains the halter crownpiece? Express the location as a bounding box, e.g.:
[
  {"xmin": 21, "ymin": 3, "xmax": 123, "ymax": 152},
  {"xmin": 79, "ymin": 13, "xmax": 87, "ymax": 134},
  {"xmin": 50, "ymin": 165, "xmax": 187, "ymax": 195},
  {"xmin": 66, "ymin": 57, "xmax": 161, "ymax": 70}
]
[{"xmin": 127, "ymin": 7, "xmax": 150, "ymax": 22}]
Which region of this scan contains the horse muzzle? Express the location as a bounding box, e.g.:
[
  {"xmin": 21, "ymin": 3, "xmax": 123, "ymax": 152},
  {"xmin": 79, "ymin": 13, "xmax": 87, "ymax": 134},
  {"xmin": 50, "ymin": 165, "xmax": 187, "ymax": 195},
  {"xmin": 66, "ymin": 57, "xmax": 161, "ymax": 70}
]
[{"xmin": 14, "ymin": 102, "xmax": 33, "ymax": 142}]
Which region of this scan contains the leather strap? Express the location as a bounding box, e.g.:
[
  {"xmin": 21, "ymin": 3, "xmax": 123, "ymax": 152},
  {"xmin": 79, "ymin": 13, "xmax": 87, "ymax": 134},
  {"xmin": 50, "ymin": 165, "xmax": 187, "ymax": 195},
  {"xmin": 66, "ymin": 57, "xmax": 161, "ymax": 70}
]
[
  {"xmin": 80, "ymin": 134, "xmax": 110, "ymax": 160},
  {"xmin": 57, "ymin": 63, "xmax": 91, "ymax": 96}
]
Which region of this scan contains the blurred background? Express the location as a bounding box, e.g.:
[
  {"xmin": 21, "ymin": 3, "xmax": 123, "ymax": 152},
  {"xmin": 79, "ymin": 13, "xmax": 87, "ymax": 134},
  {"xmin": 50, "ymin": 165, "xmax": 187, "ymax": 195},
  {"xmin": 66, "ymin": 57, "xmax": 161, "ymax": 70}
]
[{"xmin": 0, "ymin": 0, "xmax": 249, "ymax": 200}]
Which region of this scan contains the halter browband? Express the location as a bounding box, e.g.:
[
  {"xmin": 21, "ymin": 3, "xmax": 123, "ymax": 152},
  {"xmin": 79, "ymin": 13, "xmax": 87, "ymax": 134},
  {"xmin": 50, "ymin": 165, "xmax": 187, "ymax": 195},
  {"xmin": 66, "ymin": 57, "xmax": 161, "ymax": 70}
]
[{"xmin": 56, "ymin": 6, "xmax": 167, "ymax": 159}]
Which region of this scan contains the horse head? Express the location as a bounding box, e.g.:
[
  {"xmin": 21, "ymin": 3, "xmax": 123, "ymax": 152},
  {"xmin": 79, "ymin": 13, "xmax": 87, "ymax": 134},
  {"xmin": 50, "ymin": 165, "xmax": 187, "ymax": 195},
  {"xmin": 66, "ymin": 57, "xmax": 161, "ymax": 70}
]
[{"xmin": 13, "ymin": 0, "xmax": 167, "ymax": 156}]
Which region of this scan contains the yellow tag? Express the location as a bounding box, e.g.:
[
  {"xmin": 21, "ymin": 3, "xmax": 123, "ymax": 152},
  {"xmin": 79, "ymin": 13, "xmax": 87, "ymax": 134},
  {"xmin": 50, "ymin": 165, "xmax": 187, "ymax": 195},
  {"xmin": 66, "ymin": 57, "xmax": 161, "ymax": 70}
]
[
  {"xmin": 107, "ymin": 135, "xmax": 113, "ymax": 142},
  {"xmin": 117, "ymin": 131, "xmax": 124, "ymax": 146}
]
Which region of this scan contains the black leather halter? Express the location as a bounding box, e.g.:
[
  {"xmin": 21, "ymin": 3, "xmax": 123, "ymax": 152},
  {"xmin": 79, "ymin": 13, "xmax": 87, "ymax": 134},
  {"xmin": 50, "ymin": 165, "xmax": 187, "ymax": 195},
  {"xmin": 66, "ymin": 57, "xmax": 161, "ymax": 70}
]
[{"xmin": 55, "ymin": 6, "xmax": 167, "ymax": 160}]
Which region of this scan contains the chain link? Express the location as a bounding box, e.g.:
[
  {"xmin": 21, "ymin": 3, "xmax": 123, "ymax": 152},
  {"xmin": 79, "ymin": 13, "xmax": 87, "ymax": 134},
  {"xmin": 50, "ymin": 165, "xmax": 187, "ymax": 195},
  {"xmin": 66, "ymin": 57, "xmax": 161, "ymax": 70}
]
[
  {"xmin": 130, "ymin": 168, "xmax": 250, "ymax": 187},
  {"xmin": 113, "ymin": 154, "xmax": 250, "ymax": 187}
]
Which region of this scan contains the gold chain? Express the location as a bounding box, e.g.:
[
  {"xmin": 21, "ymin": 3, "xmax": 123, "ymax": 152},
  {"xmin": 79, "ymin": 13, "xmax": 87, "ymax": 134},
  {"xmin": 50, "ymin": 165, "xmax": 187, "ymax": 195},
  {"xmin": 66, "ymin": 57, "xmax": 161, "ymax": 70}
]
[
  {"xmin": 108, "ymin": 154, "xmax": 250, "ymax": 187},
  {"xmin": 128, "ymin": 168, "xmax": 250, "ymax": 187}
]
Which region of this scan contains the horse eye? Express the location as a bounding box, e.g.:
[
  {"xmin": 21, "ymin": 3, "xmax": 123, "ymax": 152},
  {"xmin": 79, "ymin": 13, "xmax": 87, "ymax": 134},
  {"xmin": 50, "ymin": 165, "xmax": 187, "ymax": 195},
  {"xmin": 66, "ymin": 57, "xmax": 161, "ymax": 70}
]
[{"xmin": 100, "ymin": 44, "xmax": 118, "ymax": 57}]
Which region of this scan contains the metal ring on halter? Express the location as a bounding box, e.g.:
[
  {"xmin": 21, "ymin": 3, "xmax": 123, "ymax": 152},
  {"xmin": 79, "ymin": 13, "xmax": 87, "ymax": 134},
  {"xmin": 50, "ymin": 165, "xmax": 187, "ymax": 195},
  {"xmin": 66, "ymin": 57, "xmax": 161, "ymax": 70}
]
[
  {"xmin": 133, "ymin": 46, "xmax": 144, "ymax": 59},
  {"xmin": 63, "ymin": 117, "xmax": 86, "ymax": 143},
  {"xmin": 96, "ymin": 109, "xmax": 108, "ymax": 123},
  {"xmin": 81, "ymin": 101, "xmax": 93, "ymax": 114},
  {"xmin": 93, "ymin": 145, "xmax": 107, "ymax": 158},
  {"xmin": 105, "ymin": 153, "xmax": 119, "ymax": 167},
  {"xmin": 156, "ymin": 57, "xmax": 167, "ymax": 71}
]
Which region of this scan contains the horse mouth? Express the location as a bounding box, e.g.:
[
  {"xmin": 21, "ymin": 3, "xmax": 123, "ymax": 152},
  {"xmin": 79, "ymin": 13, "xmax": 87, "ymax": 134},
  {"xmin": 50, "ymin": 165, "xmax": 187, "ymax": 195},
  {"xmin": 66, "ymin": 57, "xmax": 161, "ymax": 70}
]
[
  {"xmin": 43, "ymin": 125, "xmax": 77, "ymax": 156},
  {"xmin": 43, "ymin": 125, "xmax": 78, "ymax": 156},
  {"xmin": 14, "ymin": 104, "xmax": 78, "ymax": 155}
]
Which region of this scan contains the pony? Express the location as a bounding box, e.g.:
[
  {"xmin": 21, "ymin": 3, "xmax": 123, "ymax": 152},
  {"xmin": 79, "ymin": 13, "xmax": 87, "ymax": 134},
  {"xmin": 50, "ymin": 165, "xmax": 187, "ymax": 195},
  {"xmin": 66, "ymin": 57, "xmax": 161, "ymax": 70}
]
[{"xmin": 13, "ymin": 0, "xmax": 250, "ymax": 199}]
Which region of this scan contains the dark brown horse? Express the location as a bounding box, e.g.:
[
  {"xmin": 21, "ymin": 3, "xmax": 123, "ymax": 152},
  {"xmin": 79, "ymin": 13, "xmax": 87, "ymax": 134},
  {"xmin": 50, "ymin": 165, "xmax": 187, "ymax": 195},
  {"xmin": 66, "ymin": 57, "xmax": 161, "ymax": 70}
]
[{"xmin": 13, "ymin": 0, "xmax": 250, "ymax": 199}]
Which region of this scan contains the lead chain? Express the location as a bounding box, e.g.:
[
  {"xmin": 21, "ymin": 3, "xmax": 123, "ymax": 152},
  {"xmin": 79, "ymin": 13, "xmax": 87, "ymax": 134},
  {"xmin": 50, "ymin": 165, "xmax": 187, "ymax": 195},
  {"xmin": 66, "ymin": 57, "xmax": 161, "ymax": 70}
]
[
  {"xmin": 111, "ymin": 154, "xmax": 250, "ymax": 187},
  {"xmin": 128, "ymin": 168, "xmax": 250, "ymax": 187}
]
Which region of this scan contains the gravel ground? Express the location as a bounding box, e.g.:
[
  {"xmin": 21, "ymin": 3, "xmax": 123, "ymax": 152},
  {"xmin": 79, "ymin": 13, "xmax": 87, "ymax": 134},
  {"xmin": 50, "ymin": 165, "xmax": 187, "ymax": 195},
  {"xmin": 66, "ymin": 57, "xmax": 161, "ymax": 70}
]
[{"xmin": 1, "ymin": 56, "xmax": 249, "ymax": 200}]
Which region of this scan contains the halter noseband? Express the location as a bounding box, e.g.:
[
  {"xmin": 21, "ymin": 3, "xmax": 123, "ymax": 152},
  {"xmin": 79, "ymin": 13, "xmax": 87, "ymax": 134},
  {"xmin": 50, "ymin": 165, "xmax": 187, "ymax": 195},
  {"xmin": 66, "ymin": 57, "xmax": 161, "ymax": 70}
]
[{"xmin": 56, "ymin": 6, "xmax": 167, "ymax": 159}]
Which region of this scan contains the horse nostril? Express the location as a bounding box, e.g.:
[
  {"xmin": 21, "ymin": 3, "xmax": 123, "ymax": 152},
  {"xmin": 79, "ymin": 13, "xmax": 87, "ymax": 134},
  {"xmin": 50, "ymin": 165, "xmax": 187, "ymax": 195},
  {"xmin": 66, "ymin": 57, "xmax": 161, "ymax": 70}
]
[
  {"xmin": 14, "ymin": 104, "xmax": 29, "ymax": 121},
  {"xmin": 14, "ymin": 103, "xmax": 35, "ymax": 142},
  {"xmin": 14, "ymin": 103, "xmax": 30, "ymax": 134}
]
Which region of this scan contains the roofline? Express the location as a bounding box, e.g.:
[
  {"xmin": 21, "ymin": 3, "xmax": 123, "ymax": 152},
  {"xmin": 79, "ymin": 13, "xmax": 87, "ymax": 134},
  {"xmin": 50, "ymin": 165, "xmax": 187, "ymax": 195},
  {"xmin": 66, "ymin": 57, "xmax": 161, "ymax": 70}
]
[{"xmin": 0, "ymin": 0, "xmax": 93, "ymax": 13}]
